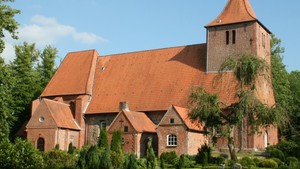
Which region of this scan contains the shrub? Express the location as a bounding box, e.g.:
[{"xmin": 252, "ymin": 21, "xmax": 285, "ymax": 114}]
[
  {"xmin": 211, "ymin": 156, "xmax": 225, "ymax": 164},
  {"xmin": 269, "ymin": 148, "xmax": 285, "ymax": 161},
  {"xmin": 269, "ymin": 141, "xmax": 300, "ymax": 159},
  {"xmin": 44, "ymin": 149, "xmax": 77, "ymax": 169},
  {"xmin": 259, "ymin": 159, "xmax": 278, "ymax": 168},
  {"xmin": 68, "ymin": 142, "xmax": 74, "ymax": 154},
  {"xmin": 286, "ymin": 157, "xmax": 298, "ymax": 168},
  {"xmin": 195, "ymin": 144, "xmax": 212, "ymax": 165},
  {"xmin": 239, "ymin": 157, "xmax": 256, "ymax": 167},
  {"xmin": 174, "ymin": 154, "xmax": 194, "ymax": 169},
  {"xmin": 160, "ymin": 151, "xmax": 177, "ymax": 164},
  {"xmin": 124, "ymin": 154, "xmax": 138, "ymax": 169},
  {"xmin": 0, "ymin": 138, "xmax": 45, "ymax": 169}
]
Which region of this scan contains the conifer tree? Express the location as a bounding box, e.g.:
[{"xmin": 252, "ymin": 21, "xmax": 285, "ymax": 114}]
[
  {"xmin": 98, "ymin": 127, "xmax": 109, "ymax": 149},
  {"xmin": 86, "ymin": 145, "xmax": 100, "ymax": 169},
  {"xmin": 68, "ymin": 142, "xmax": 74, "ymax": 154},
  {"xmin": 146, "ymin": 137, "xmax": 156, "ymax": 169},
  {"xmin": 111, "ymin": 129, "xmax": 122, "ymax": 152}
]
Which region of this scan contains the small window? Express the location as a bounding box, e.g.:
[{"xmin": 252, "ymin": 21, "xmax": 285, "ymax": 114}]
[
  {"xmin": 226, "ymin": 31, "xmax": 230, "ymax": 45},
  {"xmin": 37, "ymin": 137, "xmax": 45, "ymax": 151},
  {"xmin": 167, "ymin": 134, "xmax": 177, "ymax": 146},
  {"xmin": 124, "ymin": 126, "xmax": 128, "ymax": 132},
  {"xmin": 232, "ymin": 30, "xmax": 236, "ymax": 44},
  {"xmin": 100, "ymin": 120, "xmax": 106, "ymax": 129},
  {"xmin": 39, "ymin": 117, "xmax": 45, "ymax": 123},
  {"xmin": 170, "ymin": 118, "xmax": 175, "ymax": 124},
  {"xmin": 122, "ymin": 137, "xmax": 125, "ymax": 145}
]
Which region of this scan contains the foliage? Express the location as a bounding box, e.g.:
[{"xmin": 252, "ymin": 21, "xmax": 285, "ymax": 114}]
[
  {"xmin": 268, "ymin": 141, "xmax": 300, "ymax": 159},
  {"xmin": 111, "ymin": 129, "xmax": 122, "ymax": 152},
  {"xmin": 110, "ymin": 150, "xmax": 124, "ymax": 169},
  {"xmin": 259, "ymin": 159, "xmax": 278, "ymax": 168},
  {"xmin": 98, "ymin": 127, "xmax": 109, "ymax": 149},
  {"xmin": 99, "ymin": 147, "xmax": 113, "ymax": 169},
  {"xmin": 286, "ymin": 157, "xmax": 298, "ymax": 168},
  {"xmin": 0, "ymin": 56, "xmax": 14, "ymax": 140},
  {"xmin": 0, "ymin": 138, "xmax": 44, "ymax": 169},
  {"xmin": 76, "ymin": 145, "xmax": 89, "ymax": 169},
  {"xmin": 195, "ymin": 144, "xmax": 212, "ymax": 165},
  {"xmin": 43, "ymin": 149, "xmax": 77, "ymax": 169},
  {"xmin": 124, "ymin": 154, "xmax": 138, "ymax": 169},
  {"xmin": 37, "ymin": 45, "xmax": 58, "ymax": 88},
  {"xmin": 174, "ymin": 154, "xmax": 194, "ymax": 169},
  {"xmin": 239, "ymin": 157, "xmax": 256, "ymax": 167},
  {"xmin": 68, "ymin": 142, "xmax": 74, "ymax": 154},
  {"xmin": 146, "ymin": 137, "xmax": 156, "ymax": 169},
  {"xmin": 160, "ymin": 151, "xmax": 177, "ymax": 165},
  {"xmin": 0, "ymin": 0, "xmax": 20, "ymax": 53},
  {"xmin": 268, "ymin": 148, "xmax": 285, "ymax": 161}
]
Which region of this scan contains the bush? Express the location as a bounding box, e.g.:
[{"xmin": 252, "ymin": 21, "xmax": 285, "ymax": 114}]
[
  {"xmin": 269, "ymin": 148, "xmax": 285, "ymax": 161},
  {"xmin": 269, "ymin": 141, "xmax": 300, "ymax": 159},
  {"xmin": 160, "ymin": 151, "xmax": 177, "ymax": 165},
  {"xmin": 174, "ymin": 154, "xmax": 194, "ymax": 169},
  {"xmin": 44, "ymin": 149, "xmax": 77, "ymax": 169},
  {"xmin": 211, "ymin": 156, "xmax": 225, "ymax": 164},
  {"xmin": 259, "ymin": 159, "xmax": 278, "ymax": 168},
  {"xmin": 239, "ymin": 157, "xmax": 256, "ymax": 167},
  {"xmin": 286, "ymin": 157, "xmax": 298, "ymax": 168},
  {"xmin": 195, "ymin": 144, "xmax": 212, "ymax": 165},
  {"xmin": 124, "ymin": 154, "xmax": 138, "ymax": 169},
  {"xmin": 270, "ymin": 157, "xmax": 283, "ymax": 167},
  {"xmin": 0, "ymin": 138, "xmax": 45, "ymax": 169}
]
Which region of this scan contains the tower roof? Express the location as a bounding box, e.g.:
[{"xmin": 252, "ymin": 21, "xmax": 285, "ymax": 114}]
[{"xmin": 206, "ymin": 0, "xmax": 257, "ymax": 27}]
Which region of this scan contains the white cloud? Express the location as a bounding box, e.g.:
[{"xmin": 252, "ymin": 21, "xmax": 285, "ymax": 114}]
[{"xmin": 1, "ymin": 15, "xmax": 107, "ymax": 62}]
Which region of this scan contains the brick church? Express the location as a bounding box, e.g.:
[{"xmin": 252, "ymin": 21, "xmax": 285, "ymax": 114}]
[{"xmin": 26, "ymin": 0, "xmax": 278, "ymax": 157}]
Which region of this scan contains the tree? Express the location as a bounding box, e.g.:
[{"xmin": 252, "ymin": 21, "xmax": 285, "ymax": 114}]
[
  {"xmin": 37, "ymin": 45, "xmax": 58, "ymax": 88},
  {"xmin": 98, "ymin": 127, "xmax": 109, "ymax": 149},
  {"xmin": 0, "ymin": 0, "xmax": 20, "ymax": 53},
  {"xmin": 68, "ymin": 142, "xmax": 74, "ymax": 154},
  {"xmin": 0, "ymin": 138, "xmax": 45, "ymax": 169},
  {"xmin": 146, "ymin": 137, "xmax": 156, "ymax": 169},
  {"xmin": 288, "ymin": 71, "xmax": 300, "ymax": 141},
  {"xmin": 10, "ymin": 42, "xmax": 41, "ymax": 137},
  {"xmin": 0, "ymin": 56, "xmax": 14, "ymax": 140},
  {"xmin": 110, "ymin": 130, "xmax": 124, "ymax": 169},
  {"xmin": 189, "ymin": 55, "xmax": 287, "ymax": 161}
]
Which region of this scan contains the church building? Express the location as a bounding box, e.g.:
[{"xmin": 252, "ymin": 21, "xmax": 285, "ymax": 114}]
[{"xmin": 26, "ymin": 0, "xmax": 278, "ymax": 157}]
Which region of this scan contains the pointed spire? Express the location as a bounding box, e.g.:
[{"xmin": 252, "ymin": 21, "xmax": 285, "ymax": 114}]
[{"xmin": 207, "ymin": 0, "xmax": 257, "ymax": 27}]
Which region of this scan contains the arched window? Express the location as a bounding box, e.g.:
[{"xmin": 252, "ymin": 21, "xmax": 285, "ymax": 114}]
[
  {"xmin": 167, "ymin": 134, "xmax": 177, "ymax": 146},
  {"xmin": 37, "ymin": 137, "xmax": 45, "ymax": 152}
]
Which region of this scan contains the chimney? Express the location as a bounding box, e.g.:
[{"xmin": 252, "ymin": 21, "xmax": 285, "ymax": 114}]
[{"xmin": 119, "ymin": 101, "xmax": 129, "ymax": 111}]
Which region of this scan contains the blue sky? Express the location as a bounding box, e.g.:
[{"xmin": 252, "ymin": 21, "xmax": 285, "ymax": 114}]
[{"xmin": 3, "ymin": 0, "xmax": 300, "ymax": 71}]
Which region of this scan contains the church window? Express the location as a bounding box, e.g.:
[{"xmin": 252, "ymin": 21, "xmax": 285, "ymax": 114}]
[
  {"xmin": 232, "ymin": 30, "xmax": 236, "ymax": 44},
  {"xmin": 100, "ymin": 120, "xmax": 106, "ymax": 129},
  {"xmin": 37, "ymin": 137, "xmax": 45, "ymax": 152},
  {"xmin": 226, "ymin": 31, "xmax": 230, "ymax": 45},
  {"xmin": 167, "ymin": 134, "xmax": 177, "ymax": 146},
  {"xmin": 124, "ymin": 126, "xmax": 128, "ymax": 132},
  {"xmin": 170, "ymin": 118, "xmax": 175, "ymax": 124}
]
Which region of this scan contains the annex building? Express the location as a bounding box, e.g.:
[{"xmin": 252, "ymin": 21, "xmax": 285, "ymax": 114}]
[{"xmin": 26, "ymin": 0, "xmax": 278, "ymax": 157}]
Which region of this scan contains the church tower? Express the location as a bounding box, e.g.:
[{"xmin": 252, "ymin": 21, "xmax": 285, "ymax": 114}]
[{"xmin": 205, "ymin": 0, "xmax": 271, "ymax": 72}]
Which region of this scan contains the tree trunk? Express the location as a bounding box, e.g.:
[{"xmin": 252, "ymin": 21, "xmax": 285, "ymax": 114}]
[
  {"xmin": 239, "ymin": 119, "xmax": 244, "ymax": 152},
  {"xmin": 228, "ymin": 127, "xmax": 237, "ymax": 161}
]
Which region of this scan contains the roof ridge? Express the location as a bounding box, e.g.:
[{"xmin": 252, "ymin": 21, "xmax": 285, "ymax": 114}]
[
  {"xmin": 243, "ymin": 0, "xmax": 257, "ymax": 20},
  {"xmin": 102, "ymin": 43, "xmax": 205, "ymax": 58}
]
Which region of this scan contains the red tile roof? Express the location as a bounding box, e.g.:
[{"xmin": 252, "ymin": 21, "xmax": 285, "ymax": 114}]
[
  {"xmin": 173, "ymin": 106, "xmax": 204, "ymax": 131},
  {"xmin": 41, "ymin": 50, "xmax": 98, "ymax": 97},
  {"xmin": 206, "ymin": 0, "xmax": 256, "ymax": 27},
  {"xmin": 110, "ymin": 110, "xmax": 156, "ymax": 133},
  {"xmin": 27, "ymin": 99, "xmax": 80, "ymax": 130},
  {"xmin": 87, "ymin": 44, "xmax": 238, "ymax": 114}
]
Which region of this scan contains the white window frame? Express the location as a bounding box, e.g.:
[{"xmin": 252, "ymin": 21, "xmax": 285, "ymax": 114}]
[{"xmin": 167, "ymin": 134, "xmax": 177, "ymax": 146}]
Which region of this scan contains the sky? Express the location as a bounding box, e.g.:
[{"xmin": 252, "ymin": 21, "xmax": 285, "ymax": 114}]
[{"xmin": 3, "ymin": 0, "xmax": 300, "ymax": 71}]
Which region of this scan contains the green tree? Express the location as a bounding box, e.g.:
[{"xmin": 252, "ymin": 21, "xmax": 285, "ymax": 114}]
[
  {"xmin": 0, "ymin": 0, "xmax": 20, "ymax": 53},
  {"xmin": 124, "ymin": 154, "xmax": 138, "ymax": 169},
  {"xmin": 0, "ymin": 56, "xmax": 14, "ymax": 140},
  {"xmin": 98, "ymin": 127, "xmax": 109, "ymax": 149},
  {"xmin": 146, "ymin": 137, "xmax": 156, "ymax": 169},
  {"xmin": 0, "ymin": 138, "xmax": 44, "ymax": 169},
  {"xmin": 99, "ymin": 148, "xmax": 112, "ymax": 169},
  {"xmin": 288, "ymin": 71, "xmax": 300, "ymax": 141},
  {"xmin": 10, "ymin": 42, "xmax": 41, "ymax": 137},
  {"xmin": 37, "ymin": 45, "xmax": 58, "ymax": 88},
  {"xmin": 189, "ymin": 55, "xmax": 288, "ymax": 161},
  {"xmin": 110, "ymin": 130, "xmax": 124, "ymax": 169},
  {"xmin": 86, "ymin": 145, "xmax": 100, "ymax": 169},
  {"xmin": 68, "ymin": 142, "xmax": 74, "ymax": 154}
]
